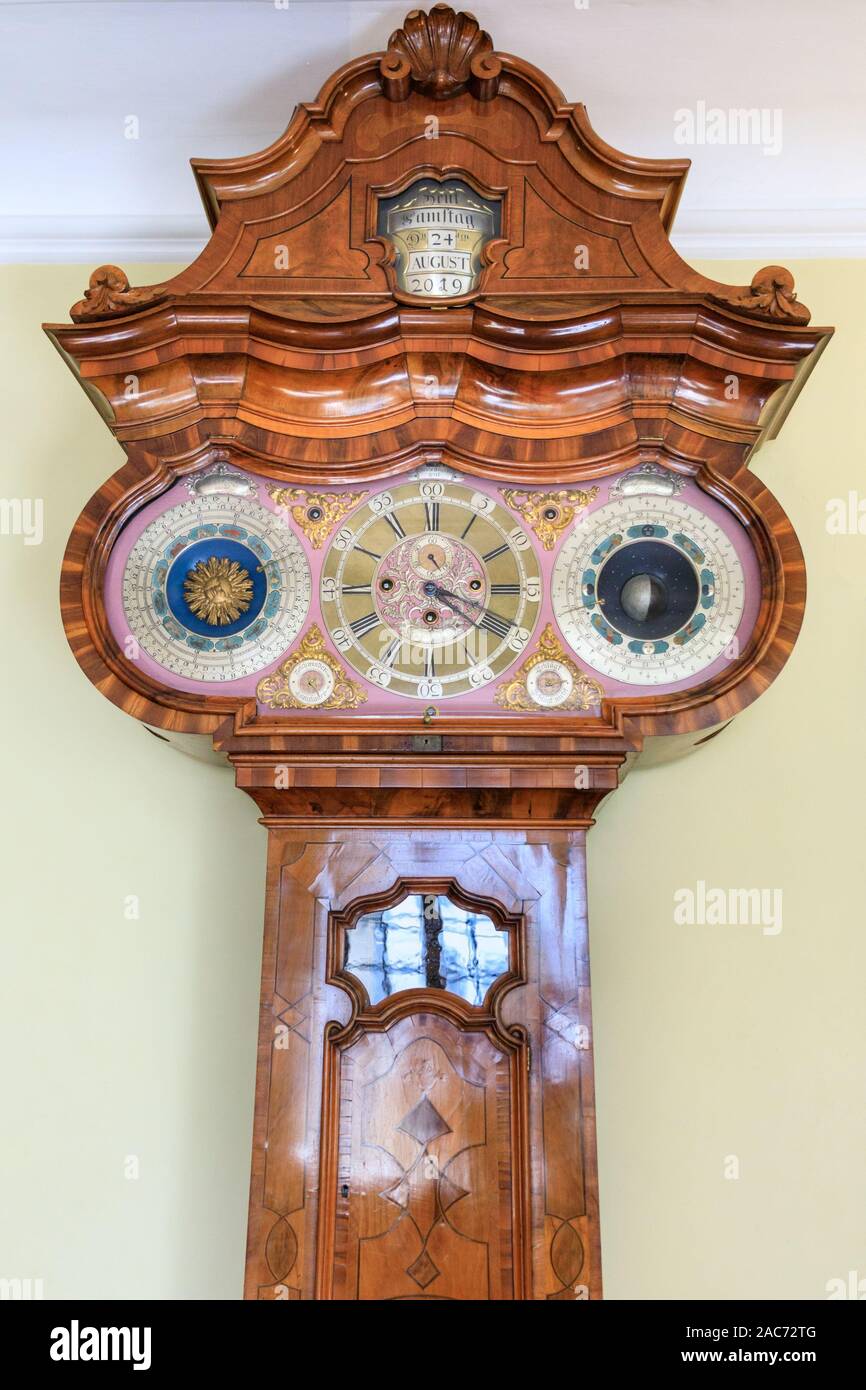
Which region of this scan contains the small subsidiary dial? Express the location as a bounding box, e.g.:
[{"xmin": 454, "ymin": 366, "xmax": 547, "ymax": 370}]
[
  {"xmin": 287, "ymin": 658, "xmax": 337, "ymax": 706},
  {"xmin": 526, "ymin": 660, "xmax": 576, "ymax": 708}
]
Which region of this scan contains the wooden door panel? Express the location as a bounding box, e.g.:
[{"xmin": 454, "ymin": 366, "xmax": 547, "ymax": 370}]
[{"xmin": 328, "ymin": 1016, "xmax": 522, "ymax": 1300}]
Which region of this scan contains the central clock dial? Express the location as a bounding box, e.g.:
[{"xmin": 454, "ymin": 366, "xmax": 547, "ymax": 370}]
[{"xmin": 320, "ymin": 479, "xmax": 542, "ymax": 698}]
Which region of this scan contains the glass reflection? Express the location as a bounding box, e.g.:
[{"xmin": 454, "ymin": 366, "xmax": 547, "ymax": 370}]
[{"xmin": 344, "ymin": 894, "xmax": 508, "ymax": 1006}]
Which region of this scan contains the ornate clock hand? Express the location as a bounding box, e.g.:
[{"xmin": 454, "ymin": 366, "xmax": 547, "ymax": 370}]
[
  {"xmin": 424, "ymin": 581, "xmax": 483, "ymax": 629},
  {"xmin": 429, "ymin": 581, "xmax": 481, "ymax": 609},
  {"xmin": 427, "ymin": 583, "xmax": 516, "ymax": 643},
  {"xmin": 435, "ymin": 584, "xmax": 485, "ymax": 612}
]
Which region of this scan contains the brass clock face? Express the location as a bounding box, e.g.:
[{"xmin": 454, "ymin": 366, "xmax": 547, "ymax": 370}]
[{"xmin": 320, "ymin": 479, "xmax": 542, "ymax": 699}]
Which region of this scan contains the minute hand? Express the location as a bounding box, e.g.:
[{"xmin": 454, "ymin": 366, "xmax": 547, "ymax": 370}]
[
  {"xmin": 430, "ymin": 584, "xmax": 484, "ymax": 628},
  {"xmin": 432, "ymin": 585, "xmax": 513, "ymax": 634},
  {"xmin": 433, "ymin": 584, "xmax": 485, "ymax": 613}
]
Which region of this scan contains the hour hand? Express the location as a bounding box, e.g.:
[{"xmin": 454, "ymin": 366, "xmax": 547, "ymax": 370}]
[{"xmin": 424, "ymin": 582, "xmax": 482, "ymax": 628}]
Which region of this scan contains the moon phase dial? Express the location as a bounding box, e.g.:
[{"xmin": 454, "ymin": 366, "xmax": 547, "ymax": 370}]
[
  {"xmin": 321, "ymin": 480, "xmax": 542, "ymax": 699},
  {"xmin": 552, "ymin": 495, "xmax": 745, "ymax": 686},
  {"xmin": 122, "ymin": 494, "xmax": 311, "ymax": 683}
]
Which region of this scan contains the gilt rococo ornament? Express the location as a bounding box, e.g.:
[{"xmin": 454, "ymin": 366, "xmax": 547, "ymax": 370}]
[
  {"xmin": 268, "ymin": 486, "xmax": 368, "ymax": 549},
  {"xmin": 501, "ymin": 488, "xmax": 600, "ymax": 550},
  {"xmin": 494, "ymin": 624, "xmax": 604, "ymax": 712},
  {"xmin": 256, "ymin": 624, "xmax": 368, "ymax": 710}
]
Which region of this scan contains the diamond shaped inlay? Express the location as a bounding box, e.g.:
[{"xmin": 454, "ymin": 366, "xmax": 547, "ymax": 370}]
[
  {"xmin": 380, "ymin": 1175, "xmax": 411, "ymax": 1211},
  {"xmin": 437, "ymin": 1172, "xmax": 469, "ymax": 1213},
  {"xmin": 407, "ymin": 1250, "xmax": 440, "ymax": 1289},
  {"xmin": 544, "ymin": 999, "xmax": 588, "ymax": 1051},
  {"xmin": 274, "ymin": 991, "xmax": 312, "ymax": 1040},
  {"xmin": 397, "ymin": 1095, "xmax": 451, "ymax": 1146}
]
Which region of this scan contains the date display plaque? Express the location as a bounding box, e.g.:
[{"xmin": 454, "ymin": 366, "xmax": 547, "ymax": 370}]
[{"xmin": 377, "ymin": 178, "xmax": 501, "ymax": 299}]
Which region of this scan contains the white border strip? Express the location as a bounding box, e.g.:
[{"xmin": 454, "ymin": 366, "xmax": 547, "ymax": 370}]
[
  {"xmin": 3, "ymin": 211, "xmax": 866, "ymax": 264},
  {"xmin": 0, "ymin": 216, "xmax": 205, "ymax": 266},
  {"xmin": 671, "ymin": 208, "xmax": 866, "ymax": 260}
]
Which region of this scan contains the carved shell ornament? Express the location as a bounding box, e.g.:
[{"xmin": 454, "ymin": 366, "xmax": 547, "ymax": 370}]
[{"xmin": 380, "ymin": 4, "xmax": 501, "ymax": 101}]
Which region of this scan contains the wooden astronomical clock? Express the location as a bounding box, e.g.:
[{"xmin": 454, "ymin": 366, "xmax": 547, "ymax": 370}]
[{"xmin": 49, "ymin": 6, "xmax": 831, "ymax": 1301}]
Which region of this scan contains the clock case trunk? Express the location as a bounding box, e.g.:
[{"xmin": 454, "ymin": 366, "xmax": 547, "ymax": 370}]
[{"xmin": 243, "ymin": 825, "xmax": 598, "ymax": 1301}]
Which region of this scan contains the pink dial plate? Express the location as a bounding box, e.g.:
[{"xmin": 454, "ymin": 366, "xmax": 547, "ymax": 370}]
[{"xmin": 104, "ymin": 467, "xmax": 761, "ymax": 715}]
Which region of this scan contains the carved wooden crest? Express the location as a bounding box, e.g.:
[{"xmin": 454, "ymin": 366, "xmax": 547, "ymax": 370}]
[{"xmin": 59, "ymin": 3, "xmax": 814, "ymax": 320}]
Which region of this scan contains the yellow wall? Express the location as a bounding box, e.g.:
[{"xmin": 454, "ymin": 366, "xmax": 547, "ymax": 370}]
[{"xmin": 1, "ymin": 262, "xmax": 862, "ymax": 1299}]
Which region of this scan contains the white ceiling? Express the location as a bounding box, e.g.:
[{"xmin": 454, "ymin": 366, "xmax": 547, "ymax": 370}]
[{"xmin": 2, "ymin": 0, "xmax": 864, "ymax": 262}]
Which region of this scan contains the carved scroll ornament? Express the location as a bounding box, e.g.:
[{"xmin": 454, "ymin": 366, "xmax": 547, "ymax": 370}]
[
  {"xmin": 70, "ymin": 265, "xmax": 166, "ymax": 323},
  {"xmin": 711, "ymin": 265, "xmax": 811, "ymax": 325}
]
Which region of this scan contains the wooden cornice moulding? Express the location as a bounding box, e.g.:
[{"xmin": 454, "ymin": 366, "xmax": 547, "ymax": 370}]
[
  {"xmin": 47, "ymin": 302, "xmax": 827, "ymax": 473},
  {"xmin": 50, "ymin": 305, "xmax": 827, "ymax": 404},
  {"xmin": 186, "ymin": 5, "xmax": 687, "ymax": 229}
]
